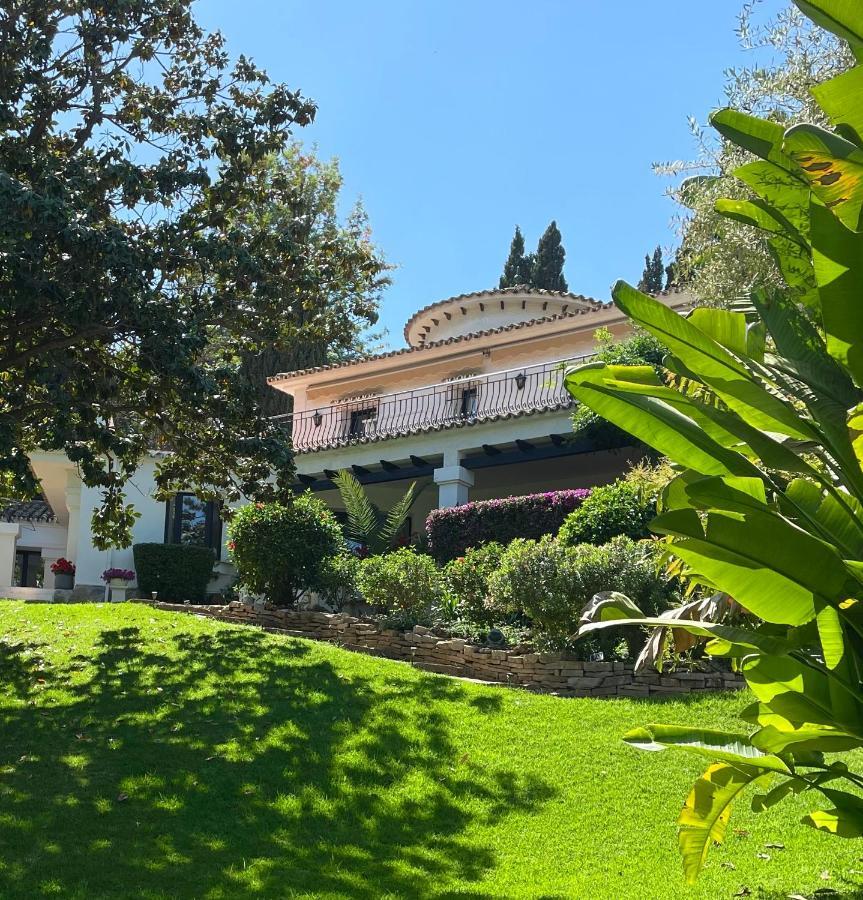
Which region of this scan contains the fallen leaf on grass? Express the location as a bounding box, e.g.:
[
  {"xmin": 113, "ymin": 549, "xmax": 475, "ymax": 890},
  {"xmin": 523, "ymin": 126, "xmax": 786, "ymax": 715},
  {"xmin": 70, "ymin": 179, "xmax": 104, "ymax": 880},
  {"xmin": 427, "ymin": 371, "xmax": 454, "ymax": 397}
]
[{"xmin": 116, "ymin": 792, "xmax": 129, "ymax": 802}]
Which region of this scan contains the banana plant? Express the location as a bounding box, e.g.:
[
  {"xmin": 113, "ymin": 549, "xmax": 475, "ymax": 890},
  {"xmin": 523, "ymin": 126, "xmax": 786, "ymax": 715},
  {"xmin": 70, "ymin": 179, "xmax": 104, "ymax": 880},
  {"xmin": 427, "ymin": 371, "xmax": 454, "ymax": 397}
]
[
  {"xmin": 331, "ymin": 469, "xmax": 419, "ymax": 555},
  {"xmin": 567, "ymin": 0, "xmax": 863, "ymax": 882}
]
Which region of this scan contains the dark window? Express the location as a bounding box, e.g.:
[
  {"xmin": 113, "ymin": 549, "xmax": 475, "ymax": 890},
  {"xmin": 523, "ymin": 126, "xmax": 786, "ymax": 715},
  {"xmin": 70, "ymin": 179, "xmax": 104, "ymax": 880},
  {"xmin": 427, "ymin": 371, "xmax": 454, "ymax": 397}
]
[
  {"xmin": 14, "ymin": 550, "xmax": 43, "ymax": 587},
  {"xmin": 349, "ymin": 407, "xmax": 377, "ymax": 437},
  {"xmin": 460, "ymin": 387, "xmax": 478, "ymax": 418},
  {"xmin": 165, "ymin": 493, "xmax": 222, "ymax": 555}
]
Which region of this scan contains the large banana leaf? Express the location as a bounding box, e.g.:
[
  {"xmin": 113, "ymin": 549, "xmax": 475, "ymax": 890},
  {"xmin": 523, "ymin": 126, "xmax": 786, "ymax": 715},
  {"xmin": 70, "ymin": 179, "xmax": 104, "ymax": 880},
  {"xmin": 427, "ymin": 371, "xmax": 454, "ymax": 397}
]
[
  {"xmin": 678, "ymin": 763, "xmax": 772, "ymax": 884},
  {"xmin": 612, "ymin": 283, "xmax": 817, "ymax": 440},
  {"xmin": 710, "ymin": 108, "xmax": 798, "ymax": 172},
  {"xmin": 793, "ymin": 0, "xmax": 863, "ymax": 51},
  {"xmin": 623, "ymin": 724, "xmax": 791, "ymax": 774},
  {"xmin": 811, "ymin": 65, "xmax": 863, "ymax": 146}
]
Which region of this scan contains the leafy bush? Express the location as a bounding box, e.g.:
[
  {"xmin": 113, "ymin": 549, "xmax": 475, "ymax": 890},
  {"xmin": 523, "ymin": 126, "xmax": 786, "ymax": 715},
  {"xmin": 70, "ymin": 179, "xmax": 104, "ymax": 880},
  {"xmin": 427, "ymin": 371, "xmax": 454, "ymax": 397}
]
[
  {"xmin": 228, "ymin": 494, "xmax": 346, "ymax": 606},
  {"xmin": 442, "ymin": 542, "xmax": 506, "ymax": 625},
  {"xmin": 487, "ymin": 535, "xmax": 672, "ymax": 655},
  {"xmin": 426, "ymin": 489, "xmax": 590, "ymax": 563},
  {"xmin": 356, "ymin": 548, "xmax": 443, "ymax": 625},
  {"xmin": 134, "ymin": 543, "xmax": 215, "ymax": 603},
  {"xmin": 558, "ymin": 479, "xmax": 655, "ymax": 546},
  {"xmin": 317, "ymin": 551, "xmax": 361, "ymax": 611}
]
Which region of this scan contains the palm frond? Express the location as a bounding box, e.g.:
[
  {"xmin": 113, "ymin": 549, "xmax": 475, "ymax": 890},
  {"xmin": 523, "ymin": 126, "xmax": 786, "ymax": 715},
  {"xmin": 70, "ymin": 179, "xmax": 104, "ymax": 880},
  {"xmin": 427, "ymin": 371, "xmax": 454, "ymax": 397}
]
[
  {"xmin": 332, "ymin": 470, "xmax": 378, "ymax": 543},
  {"xmin": 379, "ymin": 481, "xmax": 418, "ymax": 547}
]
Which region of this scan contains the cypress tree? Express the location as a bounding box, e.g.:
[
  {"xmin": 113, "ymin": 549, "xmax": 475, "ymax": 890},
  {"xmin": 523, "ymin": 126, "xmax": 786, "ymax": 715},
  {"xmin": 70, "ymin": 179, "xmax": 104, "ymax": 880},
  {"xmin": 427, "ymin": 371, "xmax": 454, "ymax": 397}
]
[
  {"xmin": 637, "ymin": 245, "xmax": 665, "ymax": 293},
  {"xmin": 499, "ymin": 226, "xmax": 528, "ymax": 288},
  {"xmin": 531, "ymin": 220, "xmax": 568, "ymax": 291}
]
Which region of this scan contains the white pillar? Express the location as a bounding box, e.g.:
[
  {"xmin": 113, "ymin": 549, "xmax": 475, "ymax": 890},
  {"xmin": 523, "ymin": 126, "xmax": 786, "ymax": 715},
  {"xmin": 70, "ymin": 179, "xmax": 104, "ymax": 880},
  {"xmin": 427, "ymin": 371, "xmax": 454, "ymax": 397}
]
[
  {"xmin": 433, "ymin": 465, "xmax": 474, "ymax": 508},
  {"xmin": 64, "ymin": 472, "xmax": 82, "ymax": 563},
  {"xmin": 41, "ymin": 552, "xmax": 62, "ymax": 591},
  {"xmin": 0, "ymin": 522, "xmax": 20, "ymax": 591}
]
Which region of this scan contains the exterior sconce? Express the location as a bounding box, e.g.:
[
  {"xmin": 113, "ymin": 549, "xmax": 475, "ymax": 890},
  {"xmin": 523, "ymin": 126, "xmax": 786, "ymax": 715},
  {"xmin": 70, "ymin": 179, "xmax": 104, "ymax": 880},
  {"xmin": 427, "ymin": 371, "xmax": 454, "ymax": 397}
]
[
  {"xmin": 514, "ymin": 372, "xmax": 526, "ymax": 390},
  {"xmin": 312, "ymin": 410, "xmax": 323, "ymax": 427}
]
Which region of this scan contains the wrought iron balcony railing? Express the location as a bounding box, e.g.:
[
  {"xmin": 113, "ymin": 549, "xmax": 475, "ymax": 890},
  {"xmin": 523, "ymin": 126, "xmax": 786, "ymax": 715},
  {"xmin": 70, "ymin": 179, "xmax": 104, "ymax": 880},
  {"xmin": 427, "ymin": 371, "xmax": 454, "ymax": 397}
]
[{"xmin": 273, "ymin": 355, "xmax": 593, "ymax": 453}]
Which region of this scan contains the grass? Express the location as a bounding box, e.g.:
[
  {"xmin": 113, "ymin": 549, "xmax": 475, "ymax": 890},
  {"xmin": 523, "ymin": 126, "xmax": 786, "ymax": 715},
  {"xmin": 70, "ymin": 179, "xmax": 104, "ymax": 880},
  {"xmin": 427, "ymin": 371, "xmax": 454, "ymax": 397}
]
[{"xmin": 0, "ymin": 603, "xmax": 861, "ymax": 899}]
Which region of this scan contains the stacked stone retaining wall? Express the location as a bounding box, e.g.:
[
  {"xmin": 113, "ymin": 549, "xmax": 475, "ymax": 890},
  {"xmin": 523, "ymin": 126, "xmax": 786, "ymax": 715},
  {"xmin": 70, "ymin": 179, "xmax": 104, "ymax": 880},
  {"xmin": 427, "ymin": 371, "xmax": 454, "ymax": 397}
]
[{"xmin": 155, "ymin": 601, "xmax": 745, "ymax": 698}]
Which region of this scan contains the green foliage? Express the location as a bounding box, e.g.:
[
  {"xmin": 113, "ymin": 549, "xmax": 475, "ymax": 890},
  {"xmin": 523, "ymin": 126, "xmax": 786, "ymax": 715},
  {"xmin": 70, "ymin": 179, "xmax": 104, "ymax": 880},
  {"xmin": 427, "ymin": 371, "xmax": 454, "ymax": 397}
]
[
  {"xmin": 356, "ymin": 548, "xmax": 443, "ymax": 625},
  {"xmin": 0, "ymin": 3, "xmax": 388, "ymax": 548},
  {"xmin": 558, "ymin": 479, "xmax": 656, "ymax": 546},
  {"xmin": 569, "ymin": 0, "xmax": 863, "ymax": 878},
  {"xmin": 571, "ymin": 327, "xmax": 668, "ymax": 448},
  {"xmin": 228, "ymin": 495, "xmax": 346, "ymax": 606},
  {"xmin": 332, "ymin": 470, "xmax": 418, "ymax": 554},
  {"xmin": 442, "ymin": 542, "xmax": 506, "ymax": 626},
  {"xmin": 487, "ymin": 535, "xmax": 671, "ymax": 654},
  {"xmin": 133, "ymin": 543, "xmax": 216, "ymax": 604},
  {"xmin": 531, "ymin": 220, "xmax": 568, "ymax": 291}
]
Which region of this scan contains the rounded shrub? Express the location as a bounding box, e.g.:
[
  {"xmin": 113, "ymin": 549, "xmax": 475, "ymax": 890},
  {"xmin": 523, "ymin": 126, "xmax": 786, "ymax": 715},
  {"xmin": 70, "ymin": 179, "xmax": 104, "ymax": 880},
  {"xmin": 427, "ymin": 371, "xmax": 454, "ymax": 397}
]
[
  {"xmin": 228, "ymin": 494, "xmax": 346, "ymax": 606},
  {"xmin": 558, "ymin": 479, "xmax": 655, "ymax": 546},
  {"xmin": 442, "ymin": 542, "xmax": 506, "ymax": 626},
  {"xmin": 356, "ymin": 548, "xmax": 443, "ymax": 624},
  {"xmin": 487, "ymin": 535, "xmax": 674, "ymax": 656},
  {"xmin": 134, "ymin": 543, "xmax": 215, "ymax": 603}
]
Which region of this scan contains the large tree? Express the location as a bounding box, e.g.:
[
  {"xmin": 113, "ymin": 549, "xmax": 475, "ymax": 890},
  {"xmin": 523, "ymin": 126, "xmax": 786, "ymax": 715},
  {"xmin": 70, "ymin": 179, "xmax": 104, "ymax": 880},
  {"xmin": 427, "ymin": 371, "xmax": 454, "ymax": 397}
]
[
  {"xmin": 636, "ymin": 245, "xmax": 665, "ymax": 293},
  {"xmin": 0, "ymin": 1, "xmax": 383, "ymax": 548},
  {"xmin": 498, "ymin": 225, "xmax": 533, "ymax": 288},
  {"xmin": 531, "ymin": 220, "xmax": 568, "ymax": 291},
  {"xmin": 233, "ymin": 148, "xmax": 390, "ymax": 418}
]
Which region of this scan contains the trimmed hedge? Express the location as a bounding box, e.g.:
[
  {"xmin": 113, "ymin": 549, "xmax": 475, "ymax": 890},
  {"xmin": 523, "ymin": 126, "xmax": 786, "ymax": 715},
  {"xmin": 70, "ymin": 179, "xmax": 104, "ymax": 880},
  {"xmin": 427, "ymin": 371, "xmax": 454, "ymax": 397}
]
[
  {"xmin": 426, "ymin": 489, "xmax": 590, "ymax": 563},
  {"xmin": 134, "ymin": 543, "xmax": 216, "ymax": 603}
]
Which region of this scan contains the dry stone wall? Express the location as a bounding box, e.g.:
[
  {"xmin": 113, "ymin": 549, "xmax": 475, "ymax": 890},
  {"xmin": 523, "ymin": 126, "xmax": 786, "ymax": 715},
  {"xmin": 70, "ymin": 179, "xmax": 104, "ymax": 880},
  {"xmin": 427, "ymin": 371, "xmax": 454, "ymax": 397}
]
[{"xmin": 154, "ymin": 601, "xmax": 745, "ymax": 698}]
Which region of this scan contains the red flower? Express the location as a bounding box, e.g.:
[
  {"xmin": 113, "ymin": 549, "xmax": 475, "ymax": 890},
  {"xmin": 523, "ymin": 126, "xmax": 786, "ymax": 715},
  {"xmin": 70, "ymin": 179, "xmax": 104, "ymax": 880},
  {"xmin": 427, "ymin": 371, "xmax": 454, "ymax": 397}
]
[{"xmin": 227, "ymin": 540, "xmax": 236, "ymax": 551}]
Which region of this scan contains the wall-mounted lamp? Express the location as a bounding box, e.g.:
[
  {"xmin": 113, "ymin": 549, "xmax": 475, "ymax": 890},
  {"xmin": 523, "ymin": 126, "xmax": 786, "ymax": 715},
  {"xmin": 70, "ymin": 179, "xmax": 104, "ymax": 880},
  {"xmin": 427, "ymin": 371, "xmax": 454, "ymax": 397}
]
[
  {"xmin": 312, "ymin": 410, "xmax": 323, "ymax": 427},
  {"xmin": 514, "ymin": 372, "xmax": 526, "ymax": 390}
]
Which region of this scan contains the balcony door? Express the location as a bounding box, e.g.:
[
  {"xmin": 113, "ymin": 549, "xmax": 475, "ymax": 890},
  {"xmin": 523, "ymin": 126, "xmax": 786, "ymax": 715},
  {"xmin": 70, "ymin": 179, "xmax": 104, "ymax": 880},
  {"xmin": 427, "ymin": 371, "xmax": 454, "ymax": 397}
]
[{"xmin": 348, "ymin": 407, "xmax": 377, "ymax": 438}]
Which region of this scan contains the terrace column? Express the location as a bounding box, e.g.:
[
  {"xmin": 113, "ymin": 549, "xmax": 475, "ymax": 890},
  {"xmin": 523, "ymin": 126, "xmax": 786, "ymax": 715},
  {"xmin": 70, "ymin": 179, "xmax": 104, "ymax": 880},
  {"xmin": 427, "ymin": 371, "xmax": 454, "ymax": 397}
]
[
  {"xmin": 0, "ymin": 522, "xmax": 20, "ymax": 592},
  {"xmin": 433, "ymin": 465, "xmax": 474, "ymax": 508}
]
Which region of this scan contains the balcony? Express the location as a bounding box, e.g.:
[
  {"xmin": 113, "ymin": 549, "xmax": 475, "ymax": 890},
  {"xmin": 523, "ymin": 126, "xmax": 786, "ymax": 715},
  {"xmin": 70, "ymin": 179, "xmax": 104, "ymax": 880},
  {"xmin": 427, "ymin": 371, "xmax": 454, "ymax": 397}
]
[{"xmin": 274, "ymin": 355, "xmax": 592, "ymax": 453}]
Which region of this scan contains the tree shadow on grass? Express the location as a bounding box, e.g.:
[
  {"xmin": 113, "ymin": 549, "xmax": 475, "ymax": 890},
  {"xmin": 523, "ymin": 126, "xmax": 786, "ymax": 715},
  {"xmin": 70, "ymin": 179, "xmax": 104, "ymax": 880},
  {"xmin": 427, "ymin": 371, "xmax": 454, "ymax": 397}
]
[{"xmin": 0, "ymin": 621, "xmax": 555, "ymax": 899}]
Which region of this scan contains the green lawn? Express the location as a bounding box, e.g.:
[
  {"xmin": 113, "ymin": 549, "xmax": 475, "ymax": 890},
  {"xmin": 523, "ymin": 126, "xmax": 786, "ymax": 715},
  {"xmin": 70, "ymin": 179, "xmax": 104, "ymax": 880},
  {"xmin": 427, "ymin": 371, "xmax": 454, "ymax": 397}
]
[{"xmin": 0, "ymin": 603, "xmax": 860, "ymax": 899}]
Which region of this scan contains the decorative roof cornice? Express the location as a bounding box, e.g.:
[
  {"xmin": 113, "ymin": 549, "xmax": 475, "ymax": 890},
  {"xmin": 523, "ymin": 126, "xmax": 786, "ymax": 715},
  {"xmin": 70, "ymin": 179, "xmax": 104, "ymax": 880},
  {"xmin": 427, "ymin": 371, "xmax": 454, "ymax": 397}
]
[
  {"xmin": 402, "ymin": 285, "xmax": 603, "ymax": 345},
  {"xmin": 268, "ymin": 305, "xmax": 606, "ymax": 385}
]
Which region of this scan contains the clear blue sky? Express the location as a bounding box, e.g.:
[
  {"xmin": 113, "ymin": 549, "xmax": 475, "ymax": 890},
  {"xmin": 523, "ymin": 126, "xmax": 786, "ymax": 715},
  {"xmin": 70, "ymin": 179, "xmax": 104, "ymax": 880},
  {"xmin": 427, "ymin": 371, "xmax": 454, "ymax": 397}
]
[{"xmin": 198, "ymin": 0, "xmax": 785, "ymax": 348}]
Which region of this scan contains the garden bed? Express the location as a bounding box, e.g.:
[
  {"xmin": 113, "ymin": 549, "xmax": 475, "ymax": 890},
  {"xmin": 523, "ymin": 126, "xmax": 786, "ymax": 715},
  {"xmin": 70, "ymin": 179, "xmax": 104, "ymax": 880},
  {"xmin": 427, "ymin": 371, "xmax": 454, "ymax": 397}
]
[{"xmin": 154, "ymin": 601, "xmax": 744, "ymax": 698}]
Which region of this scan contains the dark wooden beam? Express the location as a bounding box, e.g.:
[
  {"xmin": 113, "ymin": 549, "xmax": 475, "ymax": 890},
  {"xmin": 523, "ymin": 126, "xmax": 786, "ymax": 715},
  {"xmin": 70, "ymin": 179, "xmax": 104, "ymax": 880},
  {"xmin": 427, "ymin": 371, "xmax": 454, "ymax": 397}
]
[
  {"xmin": 351, "ymin": 464, "xmax": 371, "ymax": 476},
  {"xmin": 297, "ymin": 474, "xmax": 317, "ymax": 486},
  {"xmin": 482, "ymin": 443, "xmax": 502, "ymax": 456},
  {"xmin": 516, "ymin": 439, "xmax": 535, "ymax": 452},
  {"xmin": 549, "ymin": 433, "xmax": 567, "ymax": 446},
  {"xmin": 410, "ymin": 454, "xmax": 429, "ymax": 467},
  {"xmin": 380, "ymin": 459, "xmax": 400, "ymax": 472},
  {"xmin": 323, "ymin": 469, "xmax": 339, "ymax": 480},
  {"xmin": 462, "ymin": 439, "xmax": 628, "ymax": 471}
]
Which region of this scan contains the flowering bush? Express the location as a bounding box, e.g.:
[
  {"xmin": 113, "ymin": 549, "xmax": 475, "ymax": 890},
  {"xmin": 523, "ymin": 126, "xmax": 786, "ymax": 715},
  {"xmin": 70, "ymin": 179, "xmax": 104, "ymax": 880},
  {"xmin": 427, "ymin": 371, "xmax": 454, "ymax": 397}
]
[
  {"xmin": 442, "ymin": 542, "xmax": 506, "ymax": 626},
  {"xmin": 102, "ymin": 568, "xmax": 134, "ymax": 582},
  {"xmin": 50, "ymin": 558, "xmax": 75, "ymax": 576},
  {"xmin": 426, "ymin": 489, "xmax": 591, "ymax": 563}
]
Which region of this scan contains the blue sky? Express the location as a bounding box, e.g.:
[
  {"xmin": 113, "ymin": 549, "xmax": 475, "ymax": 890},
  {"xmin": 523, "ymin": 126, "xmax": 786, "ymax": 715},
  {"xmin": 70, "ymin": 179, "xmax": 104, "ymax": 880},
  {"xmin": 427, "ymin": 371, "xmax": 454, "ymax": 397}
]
[{"xmin": 198, "ymin": 0, "xmax": 785, "ymax": 348}]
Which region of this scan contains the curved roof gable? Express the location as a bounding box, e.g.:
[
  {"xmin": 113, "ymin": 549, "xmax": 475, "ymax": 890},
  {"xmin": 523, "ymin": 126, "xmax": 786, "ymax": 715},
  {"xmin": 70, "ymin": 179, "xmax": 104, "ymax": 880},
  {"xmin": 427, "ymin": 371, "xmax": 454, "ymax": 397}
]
[{"xmin": 403, "ymin": 285, "xmax": 601, "ymax": 347}]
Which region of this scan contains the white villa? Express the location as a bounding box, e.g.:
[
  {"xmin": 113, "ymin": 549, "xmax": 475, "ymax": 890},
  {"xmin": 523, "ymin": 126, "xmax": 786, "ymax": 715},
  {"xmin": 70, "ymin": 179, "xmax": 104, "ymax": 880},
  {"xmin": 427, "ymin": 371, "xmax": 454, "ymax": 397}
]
[{"xmin": 1, "ymin": 285, "xmax": 689, "ymax": 600}]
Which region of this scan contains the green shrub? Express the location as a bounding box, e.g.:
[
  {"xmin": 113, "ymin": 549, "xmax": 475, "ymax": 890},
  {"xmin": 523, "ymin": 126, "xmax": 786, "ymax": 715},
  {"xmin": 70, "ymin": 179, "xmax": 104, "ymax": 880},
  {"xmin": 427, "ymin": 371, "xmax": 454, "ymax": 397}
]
[
  {"xmin": 442, "ymin": 542, "xmax": 505, "ymax": 625},
  {"xmin": 228, "ymin": 494, "xmax": 346, "ymax": 607},
  {"xmin": 134, "ymin": 543, "xmax": 216, "ymax": 603},
  {"xmin": 558, "ymin": 479, "xmax": 655, "ymax": 546},
  {"xmin": 317, "ymin": 551, "xmax": 361, "ymax": 611},
  {"xmin": 356, "ymin": 548, "xmax": 442, "ymax": 625},
  {"xmin": 487, "ymin": 535, "xmax": 673, "ymax": 655}
]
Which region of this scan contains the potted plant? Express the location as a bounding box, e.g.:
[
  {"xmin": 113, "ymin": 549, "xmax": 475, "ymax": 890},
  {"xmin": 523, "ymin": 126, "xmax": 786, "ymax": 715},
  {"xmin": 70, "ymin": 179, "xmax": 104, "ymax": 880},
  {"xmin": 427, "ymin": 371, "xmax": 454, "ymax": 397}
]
[
  {"xmin": 50, "ymin": 558, "xmax": 76, "ymax": 590},
  {"xmin": 102, "ymin": 568, "xmax": 135, "ymax": 603}
]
